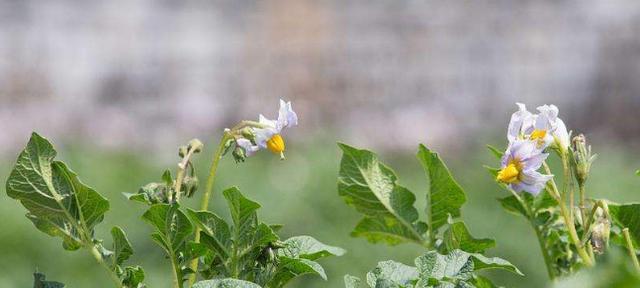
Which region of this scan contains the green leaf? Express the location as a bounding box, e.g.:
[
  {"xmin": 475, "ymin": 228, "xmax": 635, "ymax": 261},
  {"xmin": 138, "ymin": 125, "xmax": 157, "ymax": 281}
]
[
  {"xmin": 33, "ymin": 271, "xmax": 65, "ymax": 288},
  {"xmin": 6, "ymin": 132, "xmax": 109, "ymax": 250},
  {"xmin": 443, "ymin": 221, "xmax": 495, "ymax": 253},
  {"xmin": 417, "ymin": 144, "xmax": 466, "ymax": 234},
  {"xmin": 111, "ymin": 226, "xmax": 134, "ymax": 266},
  {"xmin": 497, "ymin": 195, "xmax": 528, "ymax": 217},
  {"xmin": 337, "ymin": 143, "xmax": 426, "ymax": 246},
  {"xmin": 279, "ymin": 235, "xmax": 346, "ymax": 260},
  {"xmin": 142, "ymin": 204, "xmax": 193, "ymax": 254},
  {"xmin": 609, "ymin": 203, "xmax": 640, "ymax": 244},
  {"xmin": 344, "ymin": 275, "xmax": 362, "ymax": 288},
  {"xmin": 469, "ymin": 253, "xmax": 523, "ymax": 275},
  {"xmin": 472, "ymin": 275, "xmax": 499, "ymax": 288},
  {"xmin": 636, "ymin": 170, "xmax": 639, "ymax": 176},
  {"xmin": 366, "ymin": 260, "xmax": 418, "ymax": 287},
  {"xmin": 269, "ymin": 257, "xmax": 327, "ymax": 287},
  {"xmin": 486, "ymin": 145, "xmax": 504, "ymax": 159},
  {"xmin": 121, "ymin": 266, "xmax": 145, "ymax": 288},
  {"xmin": 186, "ymin": 209, "xmax": 231, "ymax": 259},
  {"xmin": 193, "ymin": 279, "xmax": 262, "ymax": 288},
  {"xmin": 223, "ymin": 187, "xmax": 261, "ymax": 246}
]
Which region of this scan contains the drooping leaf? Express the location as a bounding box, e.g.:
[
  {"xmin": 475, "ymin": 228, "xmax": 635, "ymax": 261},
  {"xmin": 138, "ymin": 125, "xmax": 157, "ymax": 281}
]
[
  {"xmin": 111, "ymin": 226, "xmax": 134, "ymax": 266},
  {"xmin": 121, "ymin": 266, "xmax": 145, "ymax": 288},
  {"xmin": 337, "ymin": 143, "xmax": 427, "ymax": 246},
  {"xmin": 417, "ymin": 144, "xmax": 466, "ymax": 234},
  {"xmin": 497, "ymin": 195, "xmax": 528, "ymax": 218},
  {"xmin": 268, "ymin": 257, "xmax": 327, "ymax": 287},
  {"xmin": 193, "ymin": 278, "xmax": 262, "ymax": 288},
  {"xmin": 33, "ymin": 271, "xmax": 65, "ymax": 288},
  {"xmin": 469, "ymin": 253, "xmax": 523, "ymax": 275},
  {"xmin": 609, "ymin": 203, "xmax": 640, "ymax": 245},
  {"xmin": 442, "ymin": 221, "xmax": 495, "ymax": 254},
  {"xmin": 344, "ymin": 275, "xmax": 362, "ymax": 288},
  {"xmin": 279, "ymin": 236, "xmax": 346, "ymax": 260},
  {"xmin": 366, "ymin": 260, "xmax": 418, "ymax": 287},
  {"xmin": 6, "ymin": 132, "xmax": 109, "ymax": 250}
]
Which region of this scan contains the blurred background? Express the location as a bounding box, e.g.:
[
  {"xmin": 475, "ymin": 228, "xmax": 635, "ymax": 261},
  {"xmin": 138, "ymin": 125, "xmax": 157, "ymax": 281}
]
[{"xmin": 1, "ymin": 1, "xmax": 640, "ymax": 287}]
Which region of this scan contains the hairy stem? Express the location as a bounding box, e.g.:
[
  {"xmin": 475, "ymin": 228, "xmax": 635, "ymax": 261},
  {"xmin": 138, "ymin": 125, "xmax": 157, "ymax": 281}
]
[
  {"xmin": 89, "ymin": 244, "xmax": 123, "ymax": 287},
  {"xmin": 623, "ymin": 228, "xmax": 640, "ymax": 272},
  {"xmin": 515, "ymin": 191, "xmax": 556, "ymax": 280},
  {"xmin": 187, "ymin": 133, "xmax": 230, "ymax": 286},
  {"xmin": 543, "ymin": 161, "xmax": 594, "ymax": 267}
]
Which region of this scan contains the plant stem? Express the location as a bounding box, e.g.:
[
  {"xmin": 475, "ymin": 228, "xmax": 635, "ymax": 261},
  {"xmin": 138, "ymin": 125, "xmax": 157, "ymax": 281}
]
[
  {"xmin": 89, "ymin": 244, "xmax": 123, "ymax": 287},
  {"xmin": 543, "ymin": 161, "xmax": 594, "ymax": 267},
  {"xmin": 187, "ymin": 133, "xmax": 231, "ymax": 286},
  {"xmin": 170, "ymin": 253, "xmax": 183, "ymax": 288},
  {"xmin": 515, "ymin": 191, "xmax": 556, "ymax": 280},
  {"xmin": 174, "ymin": 146, "xmax": 198, "ymax": 203},
  {"xmin": 623, "ymin": 228, "xmax": 640, "ymax": 272}
]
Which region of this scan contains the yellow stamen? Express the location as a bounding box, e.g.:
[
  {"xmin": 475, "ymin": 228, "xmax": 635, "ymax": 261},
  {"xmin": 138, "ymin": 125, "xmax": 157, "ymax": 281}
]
[
  {"xmin": 497, "ymin": 163, "xmax": 520, "ymax": 183},
  {"xmin": 266, "ymin": 134, "xmax": 286, "ymax": 160},
  {"xmin": 529, "ymin": 129, "xmax": 547, "ymax": 141}
]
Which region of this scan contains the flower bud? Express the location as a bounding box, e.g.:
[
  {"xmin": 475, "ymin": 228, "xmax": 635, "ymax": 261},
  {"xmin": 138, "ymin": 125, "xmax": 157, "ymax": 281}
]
[
  {"xmin": 572, "ymin": 134, "xmax": 596, "ymax": 185},
  {"xmin": 240, "ymin": 127, "xmax": 256, "ymax": 142},
  {"xmin": 590, "ymin": 208, "xmax": 610, "ymax": 255},
  {"xmin": 182, "ymin": 175, "xmax": 199, "ymax": 198},
  {"xmin": 232, "ymin": 146, "xmax": 247, "ymax": 163},
  {"xmin": 178, "ymin": 145, "xmax": 188, "ymax": 158},
  {"xmin": 187, "ymin": 138, "xmax": 204, "ymax": 153}
]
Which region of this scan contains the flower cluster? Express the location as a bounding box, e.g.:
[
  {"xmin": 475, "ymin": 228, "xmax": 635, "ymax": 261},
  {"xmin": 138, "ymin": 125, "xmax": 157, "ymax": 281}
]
[
  {"xmin": 497, "ymin": 103, "xmax": 570, "ymax": 195},
  {"xmin": 232, "ymin": 99, "xmax": 298, "ymax": 161}
]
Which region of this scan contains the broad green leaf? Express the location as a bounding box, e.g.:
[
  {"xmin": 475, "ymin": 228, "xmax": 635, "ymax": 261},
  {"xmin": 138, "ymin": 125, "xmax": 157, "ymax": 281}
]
[
  {"xmin": 337, "ymin": 143, "xmax": 426, "ymax": 245},
  {"xmin": 33, "ymin": 271, "xmax": 65, "ymax": 288},
  {"xmin": 366, "ymin": 260, "xmax": 418, "ymax": 287},
  {"xmin": 417, "ymin": 144, "xmax": 466, "ymax": 234},
  {"xmin": 142, "ymin": 204, "xmax": 193, "ymax": 254},
  {"xmin": 193, "ymin": 278, "xmax": 262, "ymax": 288},
  {"xmin": 223, "ymin": 187, "xmax": 260, "ymax": 246},
  {"xmin": 415, "ymin": 250, "xmax": 473, "ymax": 283},
  {"xmin": 469, "ymin": 253, "xmax": 523, "ymax": 275},
  {"xmin": 268, "ymin": 257, "xmax": 327, "ymax": 287},
  {"xmin": 486, "ymin": 145, "xmax": 504, "ymax": 159},
  {"xmin": 472, "ymin": 275, "xmax": 499, "ymax": 288},
  {"xmin": 443, "ymin": 221, "xmax": 495, "ymax": 253},
  {"xmin": 186, "ymin": 209, "xmax": 231, "ymax": 259},
  {"xmin": 111, "ymin": 226, "xmax": 134, "ymax": 266},
  {"xmin": 344, "ymin": 275, "xmax": 362, "ymax": 288},
  {"xmin": 279, "ymin": 235, "xmax": 346, "ymax": 260},
  {"xmin": 609, "ymin": 203, "xmax": 640, "ymax": 245},
  {"xmin": 6, "ymin": 132, "xmax": 109, "ymax": 250}
]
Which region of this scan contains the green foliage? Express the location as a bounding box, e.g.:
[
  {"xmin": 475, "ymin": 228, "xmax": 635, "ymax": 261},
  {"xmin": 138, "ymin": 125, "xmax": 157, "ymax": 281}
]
[
  {"xmin": 344, "ymin": 249, "xmax": 521, "ymax": 288},
  {"xmin": 186, "ymin": 187, "xmax": 343, "ymax": 287},
  {"xmin": 193, "ymin": 279, "xmax": 262, "ymax": 288},
  {"xmin": 33, "ymin": 272, "xmax": 65, "ymax": 288},
  {"xmin": 337, "ymin": 143, "xmax": 427, "ymax": 246},
  {"xmin": 609, "ymin": 203, "xmax": 640, "ymax": 245},
  {"xmin": 6, "ymin": 132, "xmax": 109, "ymax": 250},
  {"xmin": 6, "ymin": 133, "xmax": 144, "ymax": 287},
  {"xmin": 338, "ymin": 143, "xmax": 520, "ymax": 287},
  {"xmin": 417, "ymin": 144, "xmax": 466, "ymax": 235}
]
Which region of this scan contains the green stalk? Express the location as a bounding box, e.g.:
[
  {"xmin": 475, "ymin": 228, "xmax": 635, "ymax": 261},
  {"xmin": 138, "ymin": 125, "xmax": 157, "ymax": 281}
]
[
  {"xmin": 508, "ymin": 188, "xmax": 555, "ymax": 280},
  {"xmin": 543, "ymin": 161, "xmax": 594, "ymax": 267},
  {"xmin": 187, "ymin": 133, "xmax": 231, "ymax": 286},
  {"xmin": 623, "ymin": 228, "xmax": 640, "ymax": 272},
  {"xmin": 89, "ymin": 244, "xmax": 124, "ymax": 287}
]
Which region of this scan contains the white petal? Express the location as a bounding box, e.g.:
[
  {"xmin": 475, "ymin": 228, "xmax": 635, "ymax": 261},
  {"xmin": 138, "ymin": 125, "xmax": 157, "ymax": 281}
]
[
  {"xmin": 254, "ymin": 127, "xmax": 277, "ymax": 148},
  {"xmin": 259, "ymin": 114, "xmax": 277, "ymax": 128},
  {"xmin": 553, "ymin": 118, "xmax": 570, "ymax": 149},
  {"xmin": 236, "ymin": 139, "xmax": 260, "ymax": 156},
  {"xmin": 507, "ymin": 103, "xmax": 533, "ymax": 142},
  {"xmin": 276, "ymin": 99, "xmax": 298, "ymax": 130}
]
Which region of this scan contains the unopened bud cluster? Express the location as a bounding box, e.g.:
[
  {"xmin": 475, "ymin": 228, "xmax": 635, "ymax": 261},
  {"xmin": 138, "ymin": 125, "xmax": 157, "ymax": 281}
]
[{"xmin": 572, "ymin": 134, "xmax": 596, "ymax": 185}]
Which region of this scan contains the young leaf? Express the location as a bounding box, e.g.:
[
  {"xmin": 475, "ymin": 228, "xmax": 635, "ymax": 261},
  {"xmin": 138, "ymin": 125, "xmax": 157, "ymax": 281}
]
[
  {"xmin": 268, "ymin": 257, "xmax": 327, "ymax": 287},
  {"xmin": 193, "ymin": 279, "xmax": 262, "ymax": 288},
  {"xmin": 337, "ymin": 143, "xmax": 427, "ymax": 246},
  {"xmin": 186, "ymin": 209, "xmax": 232, "ymax": 260},
  {"xmin": 121, "ymin": 266, "xmax": 145, "ymax": 288},
  {"xmin": 366, "ymin": 260, "xmax": 418, "ymax": 287},
  {"xmin": 344, "ymin": 275, "xmax": 362, "ymax": 288},
  {"xmin": 278, "ymin": 236, "xmax": 346, "ymax": 260},
  {"xmin": 111, "ymin": 226, "xmax": 134, "ymax": 266},
  {"xmin": 497, "ymin": 195, "xmax": 528, "ymax": 218},
  {"xmin": 6, "ymin": 132, "xmax": 109, "ymax": 250},
  {"xmin": 223, "ymin": 187, "xmax": 261, "ymax": 245},
  {"xmin": 417, "ymin": 144, "xmax": 466, "ymax": 235},
  {"xmin": 33, "ymin": 271, "xmax": 65, "ymax": 288},
  {"xmin": 442, "ymin": 221, "xmax": 496, "ymax": 253}
]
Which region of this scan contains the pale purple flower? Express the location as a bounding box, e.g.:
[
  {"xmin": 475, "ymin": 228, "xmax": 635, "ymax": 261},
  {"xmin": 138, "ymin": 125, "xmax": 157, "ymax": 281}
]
[
  {"xmin": 497, "ymin": 140, "xmax": 553, "ymax": 195},
  {"xmin": 507, "ymin": 103, "xmax": 570, "ymax": 150}
]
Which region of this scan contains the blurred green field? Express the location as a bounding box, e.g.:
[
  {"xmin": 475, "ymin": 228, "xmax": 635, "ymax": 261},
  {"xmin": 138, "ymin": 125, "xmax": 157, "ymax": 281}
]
[{"xmin": 1, "ymin": 135, "xmax": 638, "ymax": 287}]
